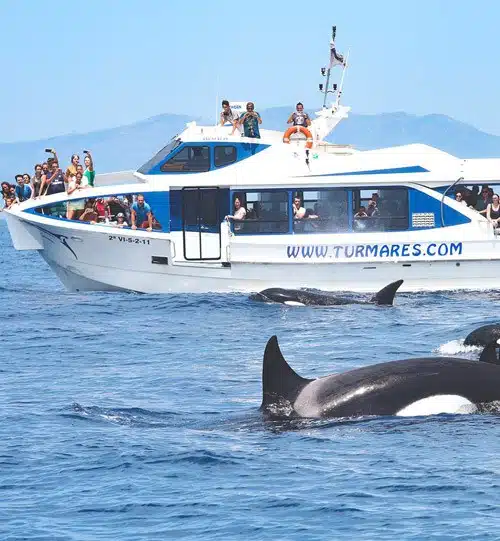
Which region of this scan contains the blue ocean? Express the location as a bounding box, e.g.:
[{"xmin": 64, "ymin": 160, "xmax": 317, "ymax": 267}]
[{"xmin": 1, "ymin": 217, "xmax": 499, "ymax": 540}]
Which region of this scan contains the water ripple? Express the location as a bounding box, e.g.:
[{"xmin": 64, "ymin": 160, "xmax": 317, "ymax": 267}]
[{"xmin": 2, "ymin": 221, "xmax": 500, "ymax": 540}]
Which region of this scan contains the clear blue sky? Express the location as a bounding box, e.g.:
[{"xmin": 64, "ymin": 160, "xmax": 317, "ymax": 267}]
[{"xmin": 1, "ymin": 0, "xmax": 499, "ymax": 142}]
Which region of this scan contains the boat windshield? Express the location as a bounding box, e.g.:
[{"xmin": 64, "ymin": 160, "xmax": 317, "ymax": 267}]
[{"xmin": 137, "ymin": 137, "xmax": 182, "ymax": 174}]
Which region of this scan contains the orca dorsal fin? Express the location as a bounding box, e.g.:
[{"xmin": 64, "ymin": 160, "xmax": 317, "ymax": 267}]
[
  {"xmin": 479, "ymin": 339, "xmax": 500, "ymax": 365},
  {"xmin": 371, "ymin": 279, "xmax": 404, "ymax": 305},
  {"xmin": 261, "ymin": 336, "xmax": 312, "ymax": 411}
]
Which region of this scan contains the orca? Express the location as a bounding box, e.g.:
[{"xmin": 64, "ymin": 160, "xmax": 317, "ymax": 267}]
[
  {"xmin": 249, "ymin": 279, "xmax": 403, "ymax": 307},
  {"xmin": 260, "ymin": 336, "xmax": 500, "ymax": 419},
  {"xmin": 464, "ymin": 323, "xmax": 500, "ymax": 347}
]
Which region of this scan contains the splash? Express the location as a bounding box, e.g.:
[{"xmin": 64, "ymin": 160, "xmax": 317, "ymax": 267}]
[{"xmin": 434, "ymin": 339, "xmax": 480, "ymax": 356}]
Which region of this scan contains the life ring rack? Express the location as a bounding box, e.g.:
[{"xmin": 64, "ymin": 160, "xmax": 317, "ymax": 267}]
[{"xmin": 283, "ymin": 126, "xmax": 314, "ymax": 149}]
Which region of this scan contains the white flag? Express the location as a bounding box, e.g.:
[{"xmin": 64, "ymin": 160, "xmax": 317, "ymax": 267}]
[{"xmin": 329, "ymin": 40, "xmax": 345, "ymax": 69}]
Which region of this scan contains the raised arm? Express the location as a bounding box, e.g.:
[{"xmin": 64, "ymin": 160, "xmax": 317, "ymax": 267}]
[{"xmin": 84, "ymin": 150, "xmax": 94, "ymax": 170}]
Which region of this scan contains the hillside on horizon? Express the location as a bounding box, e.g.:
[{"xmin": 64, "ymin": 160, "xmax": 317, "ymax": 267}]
[{"xmin": 2, "ymin": 108, "xmax": 500, "ymax": 179}]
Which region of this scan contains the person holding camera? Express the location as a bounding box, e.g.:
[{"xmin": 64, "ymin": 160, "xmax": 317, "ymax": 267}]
[
  {"xmin": 83, "ymin": 150, "xmax": 95, "ymax": 187},
  {"xmin": 40, "ymin": 159, "xmax": 66, "ymax": 196},
  {"xmin": 239, "ymin": 102, "xmax": 262, "ymax": 139}
]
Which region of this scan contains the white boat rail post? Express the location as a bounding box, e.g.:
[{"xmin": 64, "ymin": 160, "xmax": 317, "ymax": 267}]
[{"xmin": 335, "ymin": 49, "xmax": 350, "ymax": 107}]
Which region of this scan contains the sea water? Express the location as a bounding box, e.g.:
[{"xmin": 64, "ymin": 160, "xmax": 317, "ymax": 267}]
[{"xmin": 1, "ymin": 219, "xmax": 499, "ymax": 540}]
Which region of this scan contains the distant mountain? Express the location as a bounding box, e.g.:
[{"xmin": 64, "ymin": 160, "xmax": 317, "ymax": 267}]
[{"xmin": 2, "ymin": 108, "xmax": 500, "ymax": 179}]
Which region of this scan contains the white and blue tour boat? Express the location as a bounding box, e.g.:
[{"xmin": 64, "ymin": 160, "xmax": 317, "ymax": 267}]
[{"xmin": 5, "ymin": 28, "xmax": 500, "ymax": 293}]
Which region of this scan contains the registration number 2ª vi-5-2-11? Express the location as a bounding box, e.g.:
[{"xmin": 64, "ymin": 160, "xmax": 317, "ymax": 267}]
[{"xmin": 108, "ymin": 235, "xmax": 150, "ymax": 245}]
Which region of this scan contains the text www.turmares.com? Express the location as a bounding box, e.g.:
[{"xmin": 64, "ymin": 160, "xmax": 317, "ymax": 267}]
[{"xmin": 286, "ymin": 242, "xmax": 463, "ymax": 260}]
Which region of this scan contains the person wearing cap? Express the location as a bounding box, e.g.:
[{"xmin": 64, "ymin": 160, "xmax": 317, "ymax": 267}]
[{"xmin": 114, "ymin": 212, "xmax": 128, "ymax": 228}]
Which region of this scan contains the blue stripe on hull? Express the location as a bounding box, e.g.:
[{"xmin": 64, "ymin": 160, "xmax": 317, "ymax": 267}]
[{"xmin": 296, "ymin": 165, "xmax": 429, "ymax": 178}]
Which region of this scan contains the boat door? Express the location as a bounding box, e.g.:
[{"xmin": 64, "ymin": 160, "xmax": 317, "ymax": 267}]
[{"xmin": 182, "ymin": 187, "xmax": 222, "ymax": 260}]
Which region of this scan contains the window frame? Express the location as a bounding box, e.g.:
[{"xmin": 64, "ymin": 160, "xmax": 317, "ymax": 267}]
[
  {"xmin": 352, "ymin": 186, "xmax": 409, "ymax": 233},
  {"xmin": 230, "ymin": 189, "xmax": 290, "ymax": 235},
  {"xmin": 160, "ymin": 145, "xmax": 211, "ymax": 173},
  {"xmin": 214, "ymin": 145, "xmax": 237, "ymax": 168}
]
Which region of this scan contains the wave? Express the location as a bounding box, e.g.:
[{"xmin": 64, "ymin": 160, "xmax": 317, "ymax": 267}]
[
  {"xmin": 433, "ymin": 339, "xmax": 480, "ymax": 356},
  {"xmin": 62, "ymin": 403, "xmax": 180, "ymax": 427}
]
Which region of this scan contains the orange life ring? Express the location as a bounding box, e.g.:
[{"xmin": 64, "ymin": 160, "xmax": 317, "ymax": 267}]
[{"xmin": 283, "ymin": 126, "xmax": 313, "ymax": 149}]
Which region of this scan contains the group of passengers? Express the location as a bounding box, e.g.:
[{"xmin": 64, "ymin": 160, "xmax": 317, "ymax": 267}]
[
  {"xmin": 1, "ymin": 149, "xmax": 95, "ymax": 211},
  {"xmin": 454, "ymin": 185, "xmax": 500, "ymax": 228},
  {"xmin": 354, "ymin": 194, "xmax": 380, "ymax": 219},
  {"xmin": 59, "ymin": 193, "xmax": 159, "ymax": 232},
  {"xmin": 220, "ymin": 101, "xmax": 311, "ymax": 139}
]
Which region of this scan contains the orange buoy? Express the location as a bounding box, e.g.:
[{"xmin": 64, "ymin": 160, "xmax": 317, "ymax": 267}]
[{"xmin": 283, "ymin": 126, "xmax": 313, "ymax": 149}]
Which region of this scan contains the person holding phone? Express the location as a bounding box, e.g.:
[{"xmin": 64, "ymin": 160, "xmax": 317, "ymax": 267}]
[
  {"xmin": 239, "ymin": 102, "xmax": 262, "ymax": 139},
  {"xmin": 83, "ymin": 150, "xmax": 95, "ymax": 187},
  {"xmin": 41, "ymin": 160, "xmax": 66, "ymax": 196}
]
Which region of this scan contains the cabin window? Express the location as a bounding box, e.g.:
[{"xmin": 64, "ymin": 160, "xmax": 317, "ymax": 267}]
[
  {"xmin": 292, "ymin": 189, "xmax": 349, "ymax": 233},
  {"xmin": 31, "ymin": 193, "xmax": 167, "ymax": 231},
  {"xmin": 137, "ymin": 138, "xmax": 181, "ymax": 174},
  {"xmin": 352, "ymin": 188, "xmax": 409, "ymax": 232},
  {"xmin": 160, "ymin": 145, "xmax": 210, "ymax": 173},
  {"xmin": 214, "ymin": 146, "xmax": 237, "ymax": 168},
  {"xmin": 231, "ymin": 190, "xmax": 289, "ymax": 234}
]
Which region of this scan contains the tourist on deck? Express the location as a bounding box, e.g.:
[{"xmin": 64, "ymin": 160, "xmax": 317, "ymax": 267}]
[
  {"xmin": 107, "ymin": 195, "xmax": 128, "ymax": 220},
  {"xmin": 239, "ymin": 102, "xmax": 262, "ymax": 139},
  {"xmin": 476, "ymin": 186, "xmax": 492, "ymax": 215},
  {"xmin": 94, "ymin": 198, "xmax": 110, "ymax": 222},
  {"xmin": 65, "ymin": 154, "xmax": 80, "ymax": 184},
  {"xmin": 31, "ymin": 164, "xmax": 45, "ymax": 198},
  {"xmin": 2, "ymin": 182, "xmax": 11, "ymax": 200},
  {"xmin": 220, "ymin": 100, "xmax": 239, "ymax": 135},
  {"xmin": 83, "ymin": 151, "xmax": 95, "ymax": 187},
  {"xmin": 287, "ymin": 102, "xmax": 311, "ymax": 129},
  {"xmin": 22, "ymin": 173, "xmax": 31, "ymax": 185},
  {"xmin": 226, "ymin": 197, "xmax": 247, "ymax": 220},
  {"xmin": 79, "ymin": 200, "xmax": 99, "ymax": 224},
  {"xmin": 487, "ymin": 194, "xmax": 500, "ymax": 228},
  {"xmin": 455, "ymin": 192, "xmax": 468, "ymax": 206},
  {"xmin": 4, "ymin": 197, "xmax": 15, "ymax": 209},
  {"xmin": 131, "ymin": 194, "xmax": 153, "ymax": 231},
  {"xmin": 15, "ymin": 174, "xmax": 32, "ymax": 202},
  {"xmin": 113, "ymin": 212, "xmax": 128, "ymax": 228},
  {"xmin": 225, "ymin": 197, "xmax": 246, "ymax": 231},
  {"xmin": 41, "ymin": 161, "xmax": 66, "ymax": 196},
  {"xmin": 41, "ymin": 162, "xmax": 50, "ymax": 177},
  {"xmin": 366, "ymin": 199, "xmax": 380, "ymax": 216},
  {"xmin": 292, "ymin": 196, "xmax": 306, "ymax": 219},
  {"xmin": 66, "ymin": 171, "xmax": 87, "ymax": 220},
  {"xmin": 354, "ymin": 206, "xmax": 368, "ymax": 218}
]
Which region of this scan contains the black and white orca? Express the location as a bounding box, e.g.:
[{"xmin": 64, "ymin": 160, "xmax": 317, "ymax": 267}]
[
  {"xmin": 464, "ymin": 323, "xmax": 500, "ymax": 347},
  {"xmin": 261, "ymin": 336, "xmax": 500, "ymax": 419},
  {"xmin": 250, "ymin": 279, "xmax": 403, "ymax": 307}
]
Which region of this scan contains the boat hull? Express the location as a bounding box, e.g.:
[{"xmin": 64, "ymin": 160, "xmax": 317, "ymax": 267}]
[{"xmin": 6, "ymin": 213, "xmax": 500, "ymax": 293}]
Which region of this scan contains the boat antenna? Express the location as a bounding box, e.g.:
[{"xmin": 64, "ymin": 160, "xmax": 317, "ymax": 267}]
[
  {"xmin": 215, "ymin": 74, "xmax": 220, "ymax": 126},
  {"xmin": 320, "ymin": 26, "xmax": 346, "ymax": 108},
  {"xmin": 441, "ymin": 177, "xmax": 464, "ymax": 227}
]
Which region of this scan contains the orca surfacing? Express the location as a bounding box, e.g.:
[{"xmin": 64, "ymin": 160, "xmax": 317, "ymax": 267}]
[
  {"xmin": 250, "ymin": 280, "xmax": 404, "ymax": 306},
  {"xmin": 261, "ymin": 336, "xmax": 500, "ymax": 419},
  {"xmin": 464, "ymin": 323, "xmax": 500, "ymax": 347}
]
